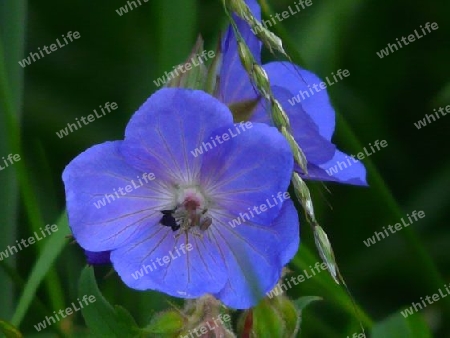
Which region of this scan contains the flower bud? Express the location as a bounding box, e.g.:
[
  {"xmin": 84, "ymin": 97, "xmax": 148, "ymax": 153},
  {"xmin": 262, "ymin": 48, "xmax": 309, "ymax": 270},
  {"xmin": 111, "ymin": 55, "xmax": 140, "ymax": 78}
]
[
  {"xmin": 237, "ymin": 296, "xmax": 300, "ymax": 337},
  {"xmin": 165, "ymin": 35, "xmax": 209, "ymax": 90},
  {"xmin": 144, "ymin": 309, "xmax": 185, "ymax": 336}
]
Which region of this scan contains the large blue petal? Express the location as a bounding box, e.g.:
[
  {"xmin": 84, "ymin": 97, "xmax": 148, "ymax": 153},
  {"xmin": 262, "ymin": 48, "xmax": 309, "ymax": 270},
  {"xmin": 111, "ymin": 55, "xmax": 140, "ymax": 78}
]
[
  {"xmin": 63, "ymin": 141, "xmax": 171, "ymax": 251},
  {"xmin": 272, "ymin": 199, "xmax": 300, "ymax": 267},
  {"xmin": 301, "ymin": 150, "xmax": 368, "ymax": 186},
  {"xmin": 111, "ymin": 226, "xmax": 228, "ymax": 298},
  {"xmin": 199, "ymin": 122, "xmax": 293, "ymax": 225},
  {"xmin": 250, "ymin": 86, "xmax": 336, "ymax": 165},
  {"xmin": 121, "ymin": 88, "xmax": 234, "ymax": 185},
  {"xmin": 219, "ymin": 0, "xmax": 261, "ymax": 105},
  {"xmin": 264, "ymin": 62, "xmax": 336, "ymax": 141},
  {"xmin": 211, "ymin": 199, "xmax": 299, "ymax": 309}
]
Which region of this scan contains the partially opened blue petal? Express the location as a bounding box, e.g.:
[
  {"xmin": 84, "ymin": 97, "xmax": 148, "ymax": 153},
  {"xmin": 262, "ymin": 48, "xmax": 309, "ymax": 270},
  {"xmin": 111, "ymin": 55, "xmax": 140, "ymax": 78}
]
[
  {"xmin": 300, "ymin": 150, "xmax": 368, "ymax": 186},
  {"xmin": 219, "ymin": 0, "xmax": 261, "ymax": 105},
  {"xmin": 250, "ymin": 86, "xmax": 336, "ymax": 165},
  {"xmin": 211, "ymin": 199, "xmax": 299, "ymax": 309},
  {"xmin": 63, "ymin": 141, "xmax": 171, "ymax": 252},
  {"xmin": 264, "ymin": 62, "xmax": 337, "ymax": 141}
]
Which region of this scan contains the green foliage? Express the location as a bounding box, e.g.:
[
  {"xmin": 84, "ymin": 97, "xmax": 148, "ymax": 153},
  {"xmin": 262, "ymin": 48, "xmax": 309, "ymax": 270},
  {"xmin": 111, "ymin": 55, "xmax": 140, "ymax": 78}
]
[
  {"xmin": 144, "ymin": 310, "xmax": 185, "ymax": 337},
  {"xmin": 0, "ymin": 320, "xmax": 23, "ymax": 338},
  {"xmin": 78, "ymin": 266, "xmax": 140, "ymax": 338},
  {"xmin": 371, "ymin": 312, "xmax": 433, "ymax": 338}
]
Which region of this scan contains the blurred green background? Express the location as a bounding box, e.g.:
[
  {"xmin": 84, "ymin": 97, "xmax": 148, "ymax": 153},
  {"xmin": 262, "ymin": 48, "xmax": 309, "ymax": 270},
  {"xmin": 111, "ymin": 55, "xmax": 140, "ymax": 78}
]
[{"xmin": 0, "ymin": 0, "xmax": 449, "ymax": 337}]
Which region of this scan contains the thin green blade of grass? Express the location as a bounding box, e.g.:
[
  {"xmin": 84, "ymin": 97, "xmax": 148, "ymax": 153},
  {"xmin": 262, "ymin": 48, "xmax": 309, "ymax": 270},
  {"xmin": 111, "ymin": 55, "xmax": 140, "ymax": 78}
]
[
  {"xmin": 0, "ymin": 12, "xmax": 66, "ymax": 327},
  {"xmin": 11, "ymin": 212, "xmax": 70, "ymax": 327},
  {"xmin": 0, "ymin": 0, "xmax": 26, "ymax": 321},
  {"xmin": 0, "ymin": 260, "xmax": 66, "ymax": 337}
]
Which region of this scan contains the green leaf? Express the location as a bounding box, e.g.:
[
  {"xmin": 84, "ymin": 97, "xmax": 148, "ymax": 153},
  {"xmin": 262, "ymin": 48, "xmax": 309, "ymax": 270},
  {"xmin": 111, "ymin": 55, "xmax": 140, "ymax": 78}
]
[
  {"xmin": 293, "ymin": 296, "xmax": 323, "ymax": 311},
  {"xmin": 0, "ymin": 319, "xmax": 23, "ymax": 338},
  {"xmin": 11, "ymin": 213, "xmax": 70, "ymax": 326},
  {"xmin": 78, "ymin": 266, "xmax": 140, "ymax": 337},
  {"xmin": 292, "ymin": 296, "xmax": 322, "ymax": 336},
  {"xmin": 371, "ymin": 312, "xmax": 432, "ymax": 338}
]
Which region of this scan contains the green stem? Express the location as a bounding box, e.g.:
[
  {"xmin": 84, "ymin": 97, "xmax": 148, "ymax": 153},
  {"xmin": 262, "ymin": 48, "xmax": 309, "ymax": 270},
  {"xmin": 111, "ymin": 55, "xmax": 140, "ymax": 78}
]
[
  {"xmin": 293, "ymin": 246, "xmax": 374, "ymax": 328},
  {"xmin": 0, "ymin": 261, "xmax": 66, "ymax": 337}
]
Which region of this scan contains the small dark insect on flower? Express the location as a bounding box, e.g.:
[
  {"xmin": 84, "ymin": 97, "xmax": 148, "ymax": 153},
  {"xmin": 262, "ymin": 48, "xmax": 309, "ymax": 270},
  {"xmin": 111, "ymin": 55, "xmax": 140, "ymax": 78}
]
[
  {"xmin": 199, "ymin": 216, "xmax": 213, "ymax": 231},
  {"xmin": 160, "ymin": 210, "xmax": 180, "ymax": 231}
]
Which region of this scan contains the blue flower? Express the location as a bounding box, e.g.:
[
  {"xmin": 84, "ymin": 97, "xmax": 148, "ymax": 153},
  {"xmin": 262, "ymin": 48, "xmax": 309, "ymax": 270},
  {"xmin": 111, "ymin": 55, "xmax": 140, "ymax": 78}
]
[
  {"xmin": 219, "ymin": 0, "xmax": 367, "ymax": 186},
  {"xmin": 84, "ymin": 250, "xmax": 111, "ymax": 265},
  {"xmin": 63, "ymin": 88, "xmax": 299, "ymax": 309}
]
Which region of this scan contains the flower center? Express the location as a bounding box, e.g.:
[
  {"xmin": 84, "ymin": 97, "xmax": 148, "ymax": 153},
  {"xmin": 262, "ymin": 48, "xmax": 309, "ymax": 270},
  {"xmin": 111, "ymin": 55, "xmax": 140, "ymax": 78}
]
[
  {"xmin": 159, "ymin": 185, "xmax": 213, "ymax": 236},
  {"xmin": 176, "ymin": 187, "xmax": 206, "ymax": 212}
]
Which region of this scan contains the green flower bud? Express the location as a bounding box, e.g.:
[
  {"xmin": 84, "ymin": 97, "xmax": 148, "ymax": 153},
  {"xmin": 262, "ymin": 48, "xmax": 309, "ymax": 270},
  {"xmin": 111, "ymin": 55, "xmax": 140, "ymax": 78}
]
[
  {"xmin": 237, "ymin": 296, "xmax": 300, "ymax": 338},
  {"xmin": 181, "ymin": 295, "xmax": 235, "ymax": 338},
  {"xmin": 165, "ymin": 35, "xmax": 210, "ymax": 90},
  {"xmin": 144, "ymin": 309, "xmax": 185, "ymax": 337}
]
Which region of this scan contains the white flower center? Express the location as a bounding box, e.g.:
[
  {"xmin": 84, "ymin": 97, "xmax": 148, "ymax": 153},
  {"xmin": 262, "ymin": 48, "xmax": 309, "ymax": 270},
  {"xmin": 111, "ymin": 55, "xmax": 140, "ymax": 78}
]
[{"xmin": 162, "ymin": 185, "xmax": 213, "ymax": 237}]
